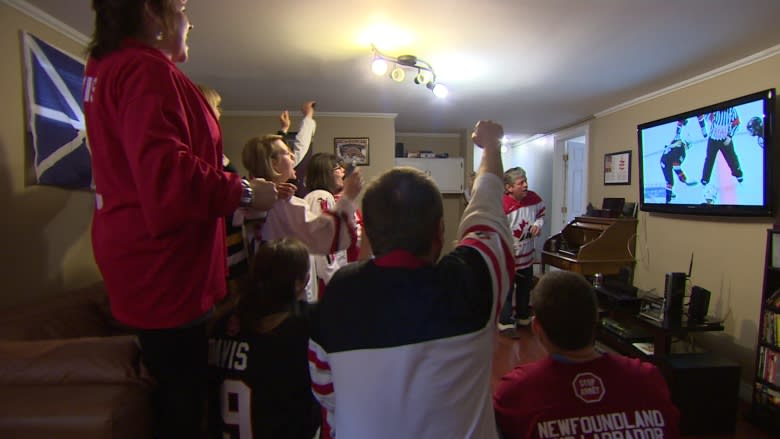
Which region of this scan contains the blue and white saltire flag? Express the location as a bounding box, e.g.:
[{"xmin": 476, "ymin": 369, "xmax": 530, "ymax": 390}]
[{"xmin": 22, "ymin": 32, "xmax": 92, "ymax": 189}]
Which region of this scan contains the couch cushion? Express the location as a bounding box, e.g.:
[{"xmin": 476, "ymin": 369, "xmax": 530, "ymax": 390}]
[
  {"xmin": 0, "ymin": 336, "xmax": 151, "ymax": 385},
  {"xmin": 0, "ymin": 384, "xmax": 152, "ymax": 439},
  {"xmin": 0, "ymin": 282, "xmax": 130, "ymax": 340}
]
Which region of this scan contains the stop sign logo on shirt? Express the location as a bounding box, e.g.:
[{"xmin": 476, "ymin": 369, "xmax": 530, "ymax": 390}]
[{"xmin": 572, "ymin": 372, "xmax": 605, "ymax": 403}]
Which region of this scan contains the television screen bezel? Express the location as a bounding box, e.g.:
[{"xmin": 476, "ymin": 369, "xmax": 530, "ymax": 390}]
[{"xmin": 637, "ymin": 88, "xmax": 775, "ymax": 217}]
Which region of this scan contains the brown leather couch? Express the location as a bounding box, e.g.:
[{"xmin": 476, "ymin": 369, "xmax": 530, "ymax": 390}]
[{"xmin": 0, "ymin": 283, "xmax": 153, "ymax": 438}]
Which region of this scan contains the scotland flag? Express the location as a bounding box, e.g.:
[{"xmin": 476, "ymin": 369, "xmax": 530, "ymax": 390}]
[{"xmin": 22, "ymin": 32, "xmax": 91, "ymax": 189}]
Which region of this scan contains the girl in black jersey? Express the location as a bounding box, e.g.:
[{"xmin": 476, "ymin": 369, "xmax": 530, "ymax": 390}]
[{"xmin": 208, "ymin": 237, "xmax": 321, "ymax": 438}]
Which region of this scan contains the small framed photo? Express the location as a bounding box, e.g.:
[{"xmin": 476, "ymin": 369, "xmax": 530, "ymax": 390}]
[
  {"xmin": 334, "ymin": 137, "xmax": 369, "ymax": 166},
  {"xmin": 604, "ymin": 150, "xmax": 632, "ymax": 185}
]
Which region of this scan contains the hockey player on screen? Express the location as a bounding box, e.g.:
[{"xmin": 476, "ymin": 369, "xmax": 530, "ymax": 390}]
[
  {"xmin": 659, "ymin": 119, "xmax": 699, "ymax": 203},
  {"xmin": 747, "ymin": 116, "xmax": 764, "ymax": 148}
]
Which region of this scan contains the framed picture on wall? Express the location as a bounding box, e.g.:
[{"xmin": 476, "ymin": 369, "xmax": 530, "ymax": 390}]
[
  {"xmin": 604, "ymin": 150, "xmax": 631, "ymax": 185},
  {"xmin": 334, "ymin": 137, "xmax": 369, "ymax": 166}
]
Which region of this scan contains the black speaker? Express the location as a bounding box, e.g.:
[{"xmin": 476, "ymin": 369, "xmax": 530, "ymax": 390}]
[
  {"xmin": 664, "ymin": 272, "xmax": 686, "ymax": 326},
  {"xmin": 663, "ymin": 353, "xmax": 740, "ymax": 435},
  {"xmin": 395, "ymin": 142, "xmax": 405, "ymax": 158},
  {"xmin": 688, "ymin": 285, "xmax": 711, "ymax": 322}
]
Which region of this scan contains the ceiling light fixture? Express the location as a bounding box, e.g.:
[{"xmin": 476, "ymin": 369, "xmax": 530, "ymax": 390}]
[{"xmin": 370, "ymin": 44, "xmax": 449, "ymax": 98}]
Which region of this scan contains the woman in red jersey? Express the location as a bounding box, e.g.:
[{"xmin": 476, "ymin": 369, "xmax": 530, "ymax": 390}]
[{"xmin": 82, "ymin": 1, "xmax": 279, "ymax": 437}]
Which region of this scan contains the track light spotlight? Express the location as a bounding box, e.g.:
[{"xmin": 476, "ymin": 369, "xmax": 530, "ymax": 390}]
[
  {"xmin": 390, "ymin": 67, "xmax": 406, "ymax": 82},
  {"xmin": 371, "ymin": 58, "xmax": 388, "ymax": 76},
  {"xmin": 370, "ymin": 44, "xmax": 449, "ymax": 98},
  {"xmin": 414, "ymin": 69, "xmax": 433, "ymax": 85},
  {"xmin": 426, "ymin": 82, "xmax": 449, "ymax": 99}
]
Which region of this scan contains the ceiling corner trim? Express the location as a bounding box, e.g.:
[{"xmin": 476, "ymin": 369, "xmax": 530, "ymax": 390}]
[
  {"xmin": 222, "ymin": 111, "xmax": 284, "ymax": 118},
  {"xmin": 318, "ymin": 112, "xmax": 398, "ymax": 119},
  {"xmin": 222, "ymin": 110, "xmax": 398, "ymax": 119},
  {"xmin": 396, "ymin": 132, "xmax": 461, "ymax": 138},
  {"xmin": 2, "ymin": 0, "xmax": 90, "ymax": 45},
  {"xmin": 595, "ymin": 43, "xmax": 780, "ymax": 119}
]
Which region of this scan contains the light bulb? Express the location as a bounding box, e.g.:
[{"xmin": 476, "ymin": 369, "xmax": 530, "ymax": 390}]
[
  {"xmin": 431, "ymin": 83, "xmax": 449, "ymax": 98},
  {"xmin": 371, "ymin": 58, "xmax": 388, "ymax": 76},
  {"xmin": 414, "ymin": 70, "xmax": 433, "ymax": 85},
  {"xmin": 390, "ymin": 67, "xmax": 406, "ymax": 82}
]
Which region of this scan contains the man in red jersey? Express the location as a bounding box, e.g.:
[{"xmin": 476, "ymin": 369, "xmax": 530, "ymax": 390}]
[{"xmin": 494, "ymin": 271, "xmax": 680, "ymax": 439}]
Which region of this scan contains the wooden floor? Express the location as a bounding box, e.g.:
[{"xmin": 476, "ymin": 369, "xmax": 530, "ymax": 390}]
[{"xmin": 491, "ymin": 326, "xmax": 774, "ymax": 439}]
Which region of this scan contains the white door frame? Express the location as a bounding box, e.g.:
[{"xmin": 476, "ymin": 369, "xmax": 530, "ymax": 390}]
[{"xmin": 551, "ymin": 124, "xmax": 590, "ymax": 234}]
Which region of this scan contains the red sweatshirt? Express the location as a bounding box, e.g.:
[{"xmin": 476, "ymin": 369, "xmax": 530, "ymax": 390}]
[{"xmin": 83, "ymin": 39, "xmax": 242, "ymax": 329}]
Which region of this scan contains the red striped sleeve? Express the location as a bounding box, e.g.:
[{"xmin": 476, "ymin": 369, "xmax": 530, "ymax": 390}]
[
  {"xmin": 308, "ymin": 346, "xmax": 331, "ymax": 371},
  {"xmin": 312, "ymin": 381, "xmax": 334, "ymax": 395},
  {"xmin": 462, "ymin": 237, "xmax": 504, "ymax": 317},
  {"xmin": 462, "ymin": 224, "xmax": 515, "ymax": 277},
  {"xmin": 460, "ymin": 224, "xmax": 516, "ymax": 319}
]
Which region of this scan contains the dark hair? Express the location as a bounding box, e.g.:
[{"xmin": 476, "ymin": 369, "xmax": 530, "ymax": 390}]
[
  {"xmin": 305, "ymin": 153, "xmax": 341, "ymax": 193},
  {"xmin": 362, "ymin": 167, "xmax": 443, "ymax": 257},
  {"xmin": 87, "ymin": 0, "xmax": 174, "ymax": 59},
  {"xmin": 531, "ymin": 271, "xmax": 599, "ymax": 350},
  {"xmin": 237, "ymin": 237, "xmax": 309, "ymax": 328}
]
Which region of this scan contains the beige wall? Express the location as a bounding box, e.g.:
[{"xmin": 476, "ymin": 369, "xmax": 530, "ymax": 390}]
[
  {"xmin": 220, "ymin": 112, "xmax": 397, "ymax": 188},
  {"xmin": 396, "ymin": 132, "xmax": 469, "ymax": 254},
  {"xmin": 588, "ymin": 52, "xmax": 780, "ymax": 384},
  {"xmin": 0, "ymin": 4, "xmax": 100, "ymax": 308},
  {"xmin": 396, "ymin": 132, "xmax": 463, "ymax": 158}
]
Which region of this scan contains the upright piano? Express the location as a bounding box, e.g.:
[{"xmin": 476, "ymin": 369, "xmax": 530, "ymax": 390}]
[{"xmin": 541, "ymin": 216, "xmax": 637, "ymax": 275}]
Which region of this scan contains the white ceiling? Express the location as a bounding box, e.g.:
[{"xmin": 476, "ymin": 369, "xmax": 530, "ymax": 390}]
[{"xmin": 16, "ymin": 0, "xmax": 780, "ymax": 140}]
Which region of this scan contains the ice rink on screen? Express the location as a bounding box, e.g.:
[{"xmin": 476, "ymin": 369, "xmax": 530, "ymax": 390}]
[{"xmin": 640, "ymin": 100, "xmax": 766, "ymax": 206}]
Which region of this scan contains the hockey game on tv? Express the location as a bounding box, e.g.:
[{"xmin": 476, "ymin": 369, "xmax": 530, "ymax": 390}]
[{"xmin": 637, "ymin": 89, "xmax": 773, "ymax": 216}]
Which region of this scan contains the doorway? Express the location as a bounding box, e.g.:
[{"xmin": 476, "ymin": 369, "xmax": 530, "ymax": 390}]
[{"xmin": 551, "ymin": 124, "xmax": 590, "ymax": 234}]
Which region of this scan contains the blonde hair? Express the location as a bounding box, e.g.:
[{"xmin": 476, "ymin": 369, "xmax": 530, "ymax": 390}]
[
  {"xmin": 241, "ymin": 135, "xmax": 289, "ymax": 180},
  {"xmin": 196, "ymin": 84, "xmax": 222, "ymax": 117}
]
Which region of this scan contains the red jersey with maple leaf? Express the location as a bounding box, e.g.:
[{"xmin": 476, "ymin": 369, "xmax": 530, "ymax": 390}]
[{"xmin": 503, "ymin": 191, "xmax": 545, "ymax": 270}]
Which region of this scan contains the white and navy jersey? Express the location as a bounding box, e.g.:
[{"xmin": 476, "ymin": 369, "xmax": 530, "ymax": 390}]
[
  {"xmin": 503, "ymin": 191, "xmax": 545, "ymax": 270},
  {"xmin": 706, "ymin": 108, "xmax": 740, "ymax": 141},
  {"xmin": 208, "ymin": 312, "xmax": 320, "ymax": 439},
  {"xmin": 308, "ymin": 173, "xmax": 513, "ymax": 439}
]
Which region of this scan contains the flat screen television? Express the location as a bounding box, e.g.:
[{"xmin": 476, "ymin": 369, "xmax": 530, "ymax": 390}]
[{"xmin": 637, "ymin": 88, "xmax": 775, "ymax": 216}]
